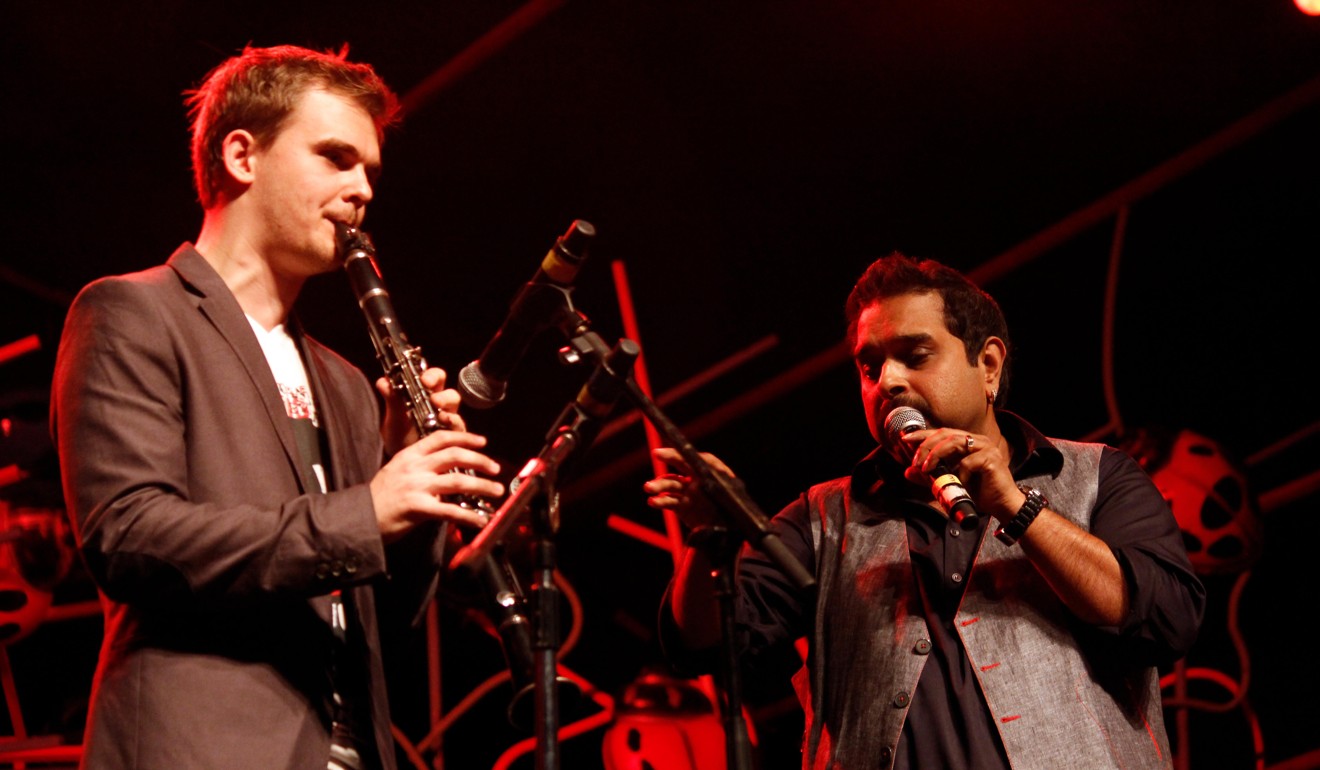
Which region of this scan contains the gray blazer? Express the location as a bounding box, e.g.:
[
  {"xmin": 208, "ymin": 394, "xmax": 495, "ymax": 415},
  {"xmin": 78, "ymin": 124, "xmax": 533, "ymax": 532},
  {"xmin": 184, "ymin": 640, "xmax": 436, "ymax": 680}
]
[{"xmin": 52, "ymin": 244, "xmax": 430, "ymax": 770}]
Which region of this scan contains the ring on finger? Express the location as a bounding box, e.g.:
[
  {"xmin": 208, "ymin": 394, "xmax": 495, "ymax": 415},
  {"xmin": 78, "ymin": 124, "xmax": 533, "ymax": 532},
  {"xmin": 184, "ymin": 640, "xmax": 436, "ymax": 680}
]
[{"xmin": 965, "ymin": 435, "xmax": 975, "ymax": 450}]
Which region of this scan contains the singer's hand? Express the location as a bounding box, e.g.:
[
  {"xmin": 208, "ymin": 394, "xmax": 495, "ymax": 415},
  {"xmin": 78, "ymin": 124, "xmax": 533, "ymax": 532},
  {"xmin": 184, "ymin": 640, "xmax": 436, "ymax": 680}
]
[
  {"xmin": 900, "ymin": 427, "xmax": 1021, "ymax": 522},
  {"xmin": 643, "ymin": 447, "xmax": 735, "ymax": 530},
  {"xmin": 378, "ymin": 367, "xmax": 467, "ymax": 456},
  {"xmin": 371, "ymin": 429, "xmax": 504, "ymax": 541}
]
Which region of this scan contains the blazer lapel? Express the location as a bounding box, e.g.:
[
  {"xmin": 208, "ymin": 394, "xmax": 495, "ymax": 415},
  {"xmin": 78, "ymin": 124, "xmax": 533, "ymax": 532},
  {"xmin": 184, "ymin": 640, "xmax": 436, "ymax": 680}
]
[
  {"xmin": 292, "ymin": 318, "xmax": 353, "ymax": 492},
  {"xmin": 167, "ymin": 244, "xmax": 309, "ymax": 493}
]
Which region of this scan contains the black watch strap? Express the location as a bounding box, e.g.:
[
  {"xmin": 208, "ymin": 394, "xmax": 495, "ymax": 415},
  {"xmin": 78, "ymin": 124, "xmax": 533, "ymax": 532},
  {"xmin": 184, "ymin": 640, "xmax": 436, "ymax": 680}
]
[{"xmin": 995, "ymin": 485, "xmax": 1048, "ymax": 546}]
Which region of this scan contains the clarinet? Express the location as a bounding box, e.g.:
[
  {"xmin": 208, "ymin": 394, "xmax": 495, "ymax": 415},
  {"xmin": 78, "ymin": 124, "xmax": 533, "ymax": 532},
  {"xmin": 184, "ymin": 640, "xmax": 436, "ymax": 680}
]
[
  {"xmin": 335, "ymin": 222, "xmax": 544, "ymax": 726},
  {"xmin": 336, "ymin": 221, "xmax": 493, "ymax": 512}
]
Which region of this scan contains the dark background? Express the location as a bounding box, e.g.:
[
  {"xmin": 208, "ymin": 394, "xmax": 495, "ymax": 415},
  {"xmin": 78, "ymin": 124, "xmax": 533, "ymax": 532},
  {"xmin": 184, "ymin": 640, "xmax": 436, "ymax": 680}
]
[{"xmin": 3, "ymin": 1, "xmax": 1319, "ymax": 768}]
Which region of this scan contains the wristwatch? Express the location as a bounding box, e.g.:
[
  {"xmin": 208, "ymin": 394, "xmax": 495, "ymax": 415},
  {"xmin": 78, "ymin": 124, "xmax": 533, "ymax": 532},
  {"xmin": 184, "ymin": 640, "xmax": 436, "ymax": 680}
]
[{"xmin": 995, "ymin": 484, "xmax": 1048, "ymax": 546}]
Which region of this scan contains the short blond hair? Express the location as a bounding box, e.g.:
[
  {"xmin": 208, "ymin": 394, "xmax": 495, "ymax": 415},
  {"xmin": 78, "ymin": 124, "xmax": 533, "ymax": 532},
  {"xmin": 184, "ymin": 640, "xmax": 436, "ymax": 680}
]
[{"xmin": 185, "ymin": 44, "xmax": 400, "ymax": 208}]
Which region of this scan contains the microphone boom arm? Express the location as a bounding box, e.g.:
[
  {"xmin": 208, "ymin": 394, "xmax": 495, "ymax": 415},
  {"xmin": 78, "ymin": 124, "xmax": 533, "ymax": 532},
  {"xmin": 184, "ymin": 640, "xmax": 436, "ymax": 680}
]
[
  {"xmin": 453, "ymin": 323, "xmax": 815, "ymax": 591},
  {"xmin": 449, "ymin": 333, "xmax": 639, "ymax": 574},
  {"xmin": 619, "ymin": 377, "xmax": 816, "ymax": 590}
]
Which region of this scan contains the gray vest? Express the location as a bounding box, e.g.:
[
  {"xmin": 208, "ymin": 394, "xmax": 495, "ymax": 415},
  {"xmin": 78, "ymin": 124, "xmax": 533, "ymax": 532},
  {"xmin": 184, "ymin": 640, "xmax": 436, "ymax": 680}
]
[{"xmin": 794, "ymin": 439, "xmax": 1172, "ymax": 769}]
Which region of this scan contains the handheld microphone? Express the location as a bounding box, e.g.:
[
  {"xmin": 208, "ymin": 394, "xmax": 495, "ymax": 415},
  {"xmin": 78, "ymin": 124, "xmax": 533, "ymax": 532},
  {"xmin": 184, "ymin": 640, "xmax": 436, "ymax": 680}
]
[
  {"xmin": 884, "ymin": 406, "xmax": 980, "ymax": 529},
  {"xmin": 456, "ymin": 220, "xmax": 596, "ymax": 409}
]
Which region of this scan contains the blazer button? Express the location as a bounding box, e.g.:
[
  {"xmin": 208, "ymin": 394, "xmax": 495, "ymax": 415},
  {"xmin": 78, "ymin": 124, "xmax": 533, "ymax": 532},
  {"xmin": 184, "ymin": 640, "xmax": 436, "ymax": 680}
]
[
  {"xmin": 913, "ymin": 638, "xmax": 932, "ymax": 655},
  {"xmin": 892, "ymin": 691, "xmax": 910, "ymax": 708}
]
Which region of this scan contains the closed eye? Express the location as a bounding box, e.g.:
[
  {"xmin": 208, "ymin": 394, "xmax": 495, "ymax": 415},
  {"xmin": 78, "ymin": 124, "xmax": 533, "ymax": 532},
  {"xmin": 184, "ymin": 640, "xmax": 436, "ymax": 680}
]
[
  {"xmin": 322, "ymin": 147, "xmax": 352, "ymax": 170},
  {"xmin": 905, "ymin": 350, "xmax": 931, "ymax": 367}
]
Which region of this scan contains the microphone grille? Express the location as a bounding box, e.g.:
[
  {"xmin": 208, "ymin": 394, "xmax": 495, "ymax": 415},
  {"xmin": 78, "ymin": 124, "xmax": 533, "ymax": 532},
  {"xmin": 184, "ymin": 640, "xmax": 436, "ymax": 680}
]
[
  {"xmin": 884, "ymin": 406, "xmax": 927, "ymax": 446},
  {"xmin": 456, "ymin": 361, "xmax": 506, "ymax": 409}
]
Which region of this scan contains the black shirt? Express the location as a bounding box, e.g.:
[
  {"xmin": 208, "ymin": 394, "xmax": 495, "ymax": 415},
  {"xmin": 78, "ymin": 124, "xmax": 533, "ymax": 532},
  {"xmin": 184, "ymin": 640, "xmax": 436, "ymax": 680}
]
[{"xmin": 662, "ymin": 411, "xmax": 1205, "ymax": 769}]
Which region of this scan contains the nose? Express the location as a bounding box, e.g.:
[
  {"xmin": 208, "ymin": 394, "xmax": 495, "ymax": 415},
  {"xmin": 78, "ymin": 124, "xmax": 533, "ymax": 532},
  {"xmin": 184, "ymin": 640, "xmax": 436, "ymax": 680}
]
[
  {"xmin": 876, "ymin": 360, "xmax": 906, "ymax": 398},
  {"xmin": 345, "ymin": 165, "xmax": 374, "ymax": 210}
]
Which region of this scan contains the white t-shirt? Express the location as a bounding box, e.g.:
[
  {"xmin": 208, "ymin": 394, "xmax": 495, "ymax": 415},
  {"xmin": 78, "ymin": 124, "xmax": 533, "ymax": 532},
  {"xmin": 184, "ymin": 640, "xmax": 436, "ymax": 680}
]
[{"xmin": 246, "ymin": 316, "xmax": 327, "ymax": 493}]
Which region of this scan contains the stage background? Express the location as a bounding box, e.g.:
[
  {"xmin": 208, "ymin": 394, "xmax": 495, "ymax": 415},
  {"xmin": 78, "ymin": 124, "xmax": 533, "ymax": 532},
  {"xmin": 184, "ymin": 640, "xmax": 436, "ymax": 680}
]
[{"xmin": 3, "ymin": 2, "xmax": 1318, "ymax": 768}]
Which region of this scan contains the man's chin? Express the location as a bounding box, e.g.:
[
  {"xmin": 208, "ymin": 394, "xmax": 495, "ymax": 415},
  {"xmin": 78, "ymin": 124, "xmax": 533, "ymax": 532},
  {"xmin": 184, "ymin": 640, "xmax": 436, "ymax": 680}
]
[{"xmin": 295, "ymin": 242, "xmax": 342, "ymax": 278}]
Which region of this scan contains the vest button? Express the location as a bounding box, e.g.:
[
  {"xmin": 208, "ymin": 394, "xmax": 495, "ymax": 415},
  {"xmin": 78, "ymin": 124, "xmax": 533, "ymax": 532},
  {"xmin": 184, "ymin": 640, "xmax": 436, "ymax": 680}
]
[
  {"xmin": 913, "ymin": 638, "xmax": 932, "ymax": 655},
  {"xmin": 892, "ymin": 690, "xmax": 910, "ymax": 708},
  {"xmin": 950, "ymin": 572, "xmax": 963, "ymax": 583},
  {"xmin": 880, "ymin": 746, "xmax": 893, "ymax": 763}
]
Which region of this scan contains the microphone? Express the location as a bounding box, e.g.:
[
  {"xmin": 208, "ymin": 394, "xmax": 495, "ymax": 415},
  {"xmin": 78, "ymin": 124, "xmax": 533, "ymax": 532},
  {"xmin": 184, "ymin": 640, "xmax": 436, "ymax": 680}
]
[
  {"xmin": 456, "ymin": 220, "xmax": 597, "ymax": 409},
  {"xmin": 883, "ymin": 406, "xmax": 980, "ymax": 529}
]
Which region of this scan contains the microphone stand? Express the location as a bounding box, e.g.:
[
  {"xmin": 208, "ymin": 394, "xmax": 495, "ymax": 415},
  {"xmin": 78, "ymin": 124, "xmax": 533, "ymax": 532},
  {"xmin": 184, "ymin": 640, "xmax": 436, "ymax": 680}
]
[
  {"xmin": 450, "ymin": 334, "xmax": 640, "ymax": 770},
  {"xmin": 491, "ymin": 277, "xmax": 817, "ymax": 593},
  {"xmin": 454, "ymin": 260, "xmax": 814, "ymax": 770},
  {"xmin": 686, "ymin": 525, "xmax": 753, "ymax": 770},
  {"xmin": 614, "ymin": 372, "xmax": 815, "ymax": 770},
  {"xmin": 571, "ymin": 329, "xmax": 817, "ymax": 770},
  {"xmin": 461, "ymin": 337, "xmax": 813, "ymax": 769}
]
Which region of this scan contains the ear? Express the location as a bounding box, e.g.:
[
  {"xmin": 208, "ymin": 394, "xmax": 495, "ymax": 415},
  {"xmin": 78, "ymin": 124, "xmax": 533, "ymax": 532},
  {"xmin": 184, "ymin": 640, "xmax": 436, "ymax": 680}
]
[
  {"xmin": 219, "ymin": 129, "xmax": 259, "ymax": 187},
  {"xmin": 980, "ymin": 336, "xmax": 1006, "ymax": 394}
]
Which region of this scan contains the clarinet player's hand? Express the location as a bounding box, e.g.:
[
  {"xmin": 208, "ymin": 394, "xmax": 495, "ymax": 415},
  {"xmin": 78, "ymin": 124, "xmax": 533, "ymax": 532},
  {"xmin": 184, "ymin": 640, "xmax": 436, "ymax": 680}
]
[
  {"xmin": 372, "ymin": 366, "xmax": 502, "ymax": 540},
  {"xmin": 378, "ymin": 366, "xmax": 466, "ymax": 455},
  {"xmin": 370, "ymin": 429, "xmax": 503, "ymax": 541}
]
